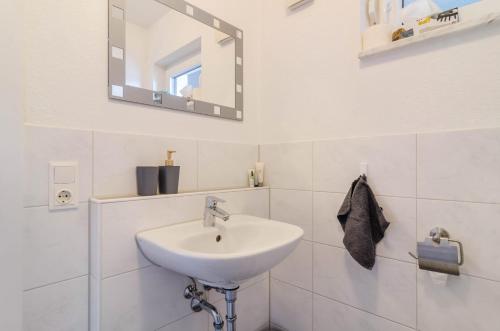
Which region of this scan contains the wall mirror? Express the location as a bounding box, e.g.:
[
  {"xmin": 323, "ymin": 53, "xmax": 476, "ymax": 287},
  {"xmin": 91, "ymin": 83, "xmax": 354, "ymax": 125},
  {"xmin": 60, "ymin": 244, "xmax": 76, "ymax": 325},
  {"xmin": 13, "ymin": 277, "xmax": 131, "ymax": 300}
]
[{"xmin": 108, "ymin": 0, "xmax": 244, "ymax": 121}]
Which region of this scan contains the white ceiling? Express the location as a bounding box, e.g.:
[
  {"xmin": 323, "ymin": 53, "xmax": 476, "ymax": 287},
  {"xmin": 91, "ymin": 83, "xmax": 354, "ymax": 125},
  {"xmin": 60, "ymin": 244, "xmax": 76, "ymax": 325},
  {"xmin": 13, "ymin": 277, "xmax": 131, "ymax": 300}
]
[{"xmin": 126, "ymin": 0, "xmax": 171, "ymax": 28}]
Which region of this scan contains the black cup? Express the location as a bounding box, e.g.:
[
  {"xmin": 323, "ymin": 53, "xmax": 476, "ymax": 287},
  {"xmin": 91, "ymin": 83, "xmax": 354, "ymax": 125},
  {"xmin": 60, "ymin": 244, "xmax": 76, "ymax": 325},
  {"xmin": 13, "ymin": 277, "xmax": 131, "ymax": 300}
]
[
  {"xmin": 136, "ymin": 167, "xmax": 159, "ymax": 196},
  {"xmin": 159, "ymin": 166, "xmax": 180, "ymax": 194}
]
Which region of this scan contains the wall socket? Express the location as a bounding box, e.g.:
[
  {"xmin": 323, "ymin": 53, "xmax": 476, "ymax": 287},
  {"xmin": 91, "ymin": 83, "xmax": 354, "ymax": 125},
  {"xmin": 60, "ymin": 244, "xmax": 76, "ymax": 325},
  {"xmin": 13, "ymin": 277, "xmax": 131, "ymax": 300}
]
[{"xmin": 49, "ymin": 162, "xmax": 79, "ymax": 210}]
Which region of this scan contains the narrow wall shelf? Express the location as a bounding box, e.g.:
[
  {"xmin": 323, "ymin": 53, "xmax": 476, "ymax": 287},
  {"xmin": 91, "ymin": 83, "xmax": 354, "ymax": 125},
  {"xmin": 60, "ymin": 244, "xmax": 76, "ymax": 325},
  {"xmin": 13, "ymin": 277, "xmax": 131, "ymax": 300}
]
[{"xmin": 359, "ymin": 12, "xmax": 500, "ymax": 59}]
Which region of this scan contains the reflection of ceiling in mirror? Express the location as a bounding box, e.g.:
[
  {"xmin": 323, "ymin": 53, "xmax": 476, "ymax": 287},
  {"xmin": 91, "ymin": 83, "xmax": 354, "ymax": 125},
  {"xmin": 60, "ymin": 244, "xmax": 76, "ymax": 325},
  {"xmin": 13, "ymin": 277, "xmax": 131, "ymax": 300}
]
[{"xmin": 126, "ymin": 0, "xmax": 170, "ymax": 28}]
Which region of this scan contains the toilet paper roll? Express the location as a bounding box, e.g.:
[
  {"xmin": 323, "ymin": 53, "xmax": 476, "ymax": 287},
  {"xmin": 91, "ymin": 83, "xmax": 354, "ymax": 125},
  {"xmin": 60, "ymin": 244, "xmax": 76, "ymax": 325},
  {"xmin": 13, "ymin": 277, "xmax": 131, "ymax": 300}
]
[
  {"xmin": 362, "ymin": 24, "xmax": 394, "ymax": 50},
  {"xmin": 429, "ymin": 271, "xmax": 449, "ymax": 285}
]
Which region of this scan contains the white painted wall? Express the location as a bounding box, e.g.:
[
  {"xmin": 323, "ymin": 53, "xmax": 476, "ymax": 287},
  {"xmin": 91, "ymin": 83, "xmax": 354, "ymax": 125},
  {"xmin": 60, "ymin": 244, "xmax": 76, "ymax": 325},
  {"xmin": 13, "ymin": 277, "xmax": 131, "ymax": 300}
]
[
  {"xmin": 260, "ymin": 0, "xmax": 500, "ymax": 143},
  {"xmin": 23, "ymin": 0, "xmax": 263, "ymax": 143},
  {"xmin": 0, "ymin": 0, "xmax": 23, "ymax": 329}
]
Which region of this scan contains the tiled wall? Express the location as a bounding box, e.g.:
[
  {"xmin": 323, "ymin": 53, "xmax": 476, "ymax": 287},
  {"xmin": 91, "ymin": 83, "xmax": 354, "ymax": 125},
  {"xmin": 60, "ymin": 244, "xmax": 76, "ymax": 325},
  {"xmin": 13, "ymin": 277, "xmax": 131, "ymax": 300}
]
[
  {"xmin": 261, "ymin": 128, "xmax": 500, "ymax": 331},
  {"xmin": 23, "ymin": 124, "xmax": 500, "ymax": 331},
  {"xmin": 22, "ymin": 124, "xmax": 260, "ymax": 331},
  {"xmin": 91, "ymin": 189, "xmax": 270, "ymax": 331}
]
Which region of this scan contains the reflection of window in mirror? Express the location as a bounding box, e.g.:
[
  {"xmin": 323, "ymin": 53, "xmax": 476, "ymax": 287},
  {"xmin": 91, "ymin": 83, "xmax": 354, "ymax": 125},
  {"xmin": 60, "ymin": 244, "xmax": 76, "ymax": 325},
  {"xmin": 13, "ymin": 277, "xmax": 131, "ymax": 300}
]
[
  {"xmin": 171, "ymin": 65, "xmax": 202, "ymax": 97},
  {"xmin": 402, "ymin": 0, "xmax": 482, "ymax": 11}
]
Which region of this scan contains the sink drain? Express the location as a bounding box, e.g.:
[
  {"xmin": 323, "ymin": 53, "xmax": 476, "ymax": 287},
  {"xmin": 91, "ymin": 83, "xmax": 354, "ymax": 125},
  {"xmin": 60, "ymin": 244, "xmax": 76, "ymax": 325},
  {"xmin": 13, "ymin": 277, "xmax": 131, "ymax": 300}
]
[{"xmin": 216, "ymin": 235, "xmax": 222, "ymax": 242}]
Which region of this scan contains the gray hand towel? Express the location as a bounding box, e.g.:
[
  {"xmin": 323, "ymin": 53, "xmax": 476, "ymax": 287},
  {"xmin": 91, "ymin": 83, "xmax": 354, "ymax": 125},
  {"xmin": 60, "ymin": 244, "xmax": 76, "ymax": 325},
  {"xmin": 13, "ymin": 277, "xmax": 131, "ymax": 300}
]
[{"xmin": 337, "ymin": 175, "xmax": 389, "ymax": 270}]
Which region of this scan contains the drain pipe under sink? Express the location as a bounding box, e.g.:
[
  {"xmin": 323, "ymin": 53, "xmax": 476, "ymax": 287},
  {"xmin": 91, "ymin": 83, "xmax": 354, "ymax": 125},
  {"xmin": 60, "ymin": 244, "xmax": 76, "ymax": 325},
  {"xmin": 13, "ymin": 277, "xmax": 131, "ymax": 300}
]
[
  {"xmin": 184, "ymin": 283, "xmax": 224, "ymax": 330},
  {"xmin": 184, "ymin": 280, "xmax": 240, "ymax": 331}
]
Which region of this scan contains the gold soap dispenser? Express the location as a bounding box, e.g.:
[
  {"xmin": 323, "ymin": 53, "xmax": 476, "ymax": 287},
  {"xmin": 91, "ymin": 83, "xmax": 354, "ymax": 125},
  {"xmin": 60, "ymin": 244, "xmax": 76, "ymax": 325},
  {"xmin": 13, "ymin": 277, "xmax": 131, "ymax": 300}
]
[{"xmin": 159, "ymin": 150, "xmax": 180, "ymax": 194}]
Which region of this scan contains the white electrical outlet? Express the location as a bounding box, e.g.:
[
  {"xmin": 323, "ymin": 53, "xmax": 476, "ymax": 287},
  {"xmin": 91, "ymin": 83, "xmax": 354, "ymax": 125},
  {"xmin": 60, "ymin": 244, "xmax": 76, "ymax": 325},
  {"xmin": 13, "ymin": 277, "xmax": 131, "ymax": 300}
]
[
  {"xmin": 56, "ymin": 189, "xmax": 73, "ymax": 205},
  {"xmin": 49, "ymin": 162, "xmax": 79, "ymax": 210}
]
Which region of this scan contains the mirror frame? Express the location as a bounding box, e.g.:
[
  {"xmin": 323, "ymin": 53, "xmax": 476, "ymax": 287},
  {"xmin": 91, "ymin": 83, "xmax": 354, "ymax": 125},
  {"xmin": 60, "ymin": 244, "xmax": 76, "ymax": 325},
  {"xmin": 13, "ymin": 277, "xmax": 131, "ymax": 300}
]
[{"xmin": 108, "ymin": 0, "xmax": 244, "ymax": 121}]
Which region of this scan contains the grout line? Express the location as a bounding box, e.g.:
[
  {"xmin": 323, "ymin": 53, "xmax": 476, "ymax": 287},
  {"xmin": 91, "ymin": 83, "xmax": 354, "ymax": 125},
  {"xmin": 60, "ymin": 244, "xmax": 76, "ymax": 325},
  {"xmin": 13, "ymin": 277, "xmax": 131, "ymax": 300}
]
[
  {"xmin": 23, "ymin": 204, "xmax": 50, "ymax": 209},
  {"xmin": 102, "ymin": 265, "xmax": 154, "ymax": 281},
  {"xmin": 24, "ymin": 274, "xmax": 88, "ymax": 292},
  {"xmin": 269, "ymin": 187, "xmax": 315, "ymax": 193},
  {"xmin": 415, "ymin": 135, "xmax": 419, "ymax": 331},
  {"xmin": 269, "ymin": 187, "xmax": 500, "ymax": 206},
  {"xmin": 196, "ymin": 140, "xmax": 200, "ymax": 191},
  {"xmin": 458, "ymin": 272, "xmax": 500, "ymax": 284},
  {"xmin": 270, "ymin": 277, "xmax": 312, "ymax": 297},
  {"xmin": 308, "ymin": 241, "xmax": 417, "ymax": 266},
  {"xmin": 271, "ymin": 187, "xmax": 417, "ymax": 199},
  {"xmin": 415, "ymin": 196, "xmax": 500, "ymax": 206},
  {"xmin": 154, "ymin": 311, "xmax": 196, "ymax": 331},
  {"xmin": 273, "ymin": 277, "xmax": 416, "ymax": 330},
  {"xmin": 310, "ymin": 142, "xmax": 315, "ymax": 331},
  {"xmin": 268, "ymin": 186, "xmax": 272, "ymax": 328},
  {"xmin": 271, "ymin": 278, "xmax": 416, "ymax": 330},
  {"xmin": 92, "ymin": 130, "xmax": 95, "ymax": 200},
  {"xmin": 24, "ymin": 200, "xmax": 90, "ymax": 209},
  {"xmin": 313, "ymin": 292, "xmax": 417, "ymax": 330},
  {"xmin": 268, "ymin": 187, "xmax": 272, "ymax": 219},
  {"xmin": 268, "ymin": 272, "xmax": 271, "ymax": 329}
]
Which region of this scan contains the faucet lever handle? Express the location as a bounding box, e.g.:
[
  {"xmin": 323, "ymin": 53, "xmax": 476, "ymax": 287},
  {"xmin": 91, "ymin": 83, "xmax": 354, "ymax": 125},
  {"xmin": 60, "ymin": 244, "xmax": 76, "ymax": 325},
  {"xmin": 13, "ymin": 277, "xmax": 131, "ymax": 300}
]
[{"xmin": 206, "ymin": 196, "xmax": 226, "ymax": 207}]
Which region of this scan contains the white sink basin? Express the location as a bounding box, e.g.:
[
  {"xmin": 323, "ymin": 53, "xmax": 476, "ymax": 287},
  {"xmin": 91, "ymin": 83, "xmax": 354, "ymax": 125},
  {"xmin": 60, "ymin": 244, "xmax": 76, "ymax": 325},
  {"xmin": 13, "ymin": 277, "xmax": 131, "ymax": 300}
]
[{"xmin": 136, "ymin": 214, "xmax": 303, "ymax": 289}]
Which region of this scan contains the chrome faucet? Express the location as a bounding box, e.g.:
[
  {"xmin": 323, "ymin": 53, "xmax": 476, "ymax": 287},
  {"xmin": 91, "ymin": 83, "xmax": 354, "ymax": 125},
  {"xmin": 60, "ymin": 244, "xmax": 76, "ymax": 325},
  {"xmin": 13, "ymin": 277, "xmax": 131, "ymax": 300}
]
[{"xmin": 204, "ymin": 196, "xmax": 230, "ymax": 227}]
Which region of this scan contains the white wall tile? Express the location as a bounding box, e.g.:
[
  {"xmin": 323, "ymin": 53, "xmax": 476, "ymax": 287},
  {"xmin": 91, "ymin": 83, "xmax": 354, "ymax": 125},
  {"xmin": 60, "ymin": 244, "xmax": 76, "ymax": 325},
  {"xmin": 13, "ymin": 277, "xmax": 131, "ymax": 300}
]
[
  {"xmin": 375, "ymin": 196, "xmax": 416, "ymax": 263},
  {"xmin": 23, "ymin": 204, "xmax": 88, "ymax": 290},
  {"xmin": 418, "ymin": 128, "xmax": 500, "ymax": 203},
  {"xmin": 216, "ymin": 188, "xmax": 270, "ymax": 219},
  {"xmin": 418, "ymin": 271, "xmax": 500, "ymax": 331},
  {"xmin": 313, "ymin": 244, "xmax": 416, "ymax": 328},
  {"xmin": 24, "ymin": 125, "xmax": 92, "ymax": 207},
  {"xmin": 313, "ymin": 294, "xmax": 414, "ymax": 331},
  {"xmin": 418, "ymin": 199, "xmax": 500, "ymax": 281},
  {"xmin": 271, "ymin": 279, "xmax": 313, "ymax": 331},
  {"xmin": 272, "ymin": 240, "xmax": 312, "ymax": 291},
  {"xmin": 209, "ymin": 273, "xmax": 269, "ymax": 304},
  {"xmin": 260, "ymin": 142, "xmax": 313, "ymax": 190},
  {"xmin": 158, "ymin": 312, "xmax": 208, "ymax": 331},
  {"xmin": 101, "ymin": 266, "xmax": 192, "ymax": 331},
  {"xmin": 312, "ymin": 192, "xmax": 345, "ymax": 247},
  {"xmin": 313, "ymin": 135, "xmax": 416, "ymax": 197},
  {"xmin": 23, "ymin": 276, "xmax": 88, "ymax": 331},
  {"xmin": 271, "ymin": 189, "xmax": 313, "ymax": 240},
  {"xmin": 313, "ymin": 193, "xmax": 416, "ymax": 263},
  {"xmin": 93, "ymin": 131, "xmax": 198, "ymax": 198},
  {"xmin": 212, "ymin": 279, "xmax": 270, "ymax": 331},
  {"xmin": 99, "ymin": 194, "xmax": 206, "ymax": 278},
  {"xmin": 198, "ymin": 141, "xmax": 258, "ymax": 191}
]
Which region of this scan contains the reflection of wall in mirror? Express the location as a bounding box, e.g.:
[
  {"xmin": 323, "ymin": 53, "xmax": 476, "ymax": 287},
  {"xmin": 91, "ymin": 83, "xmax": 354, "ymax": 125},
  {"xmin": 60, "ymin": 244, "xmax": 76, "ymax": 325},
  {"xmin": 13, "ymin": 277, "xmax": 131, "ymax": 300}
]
[
  {"xmin": 125, "ymin": 23, "xmax": 149, "ymax": 89},
  {"xmin": 125, "ymin": 3, "xmax": 236, "ymax": 108}
]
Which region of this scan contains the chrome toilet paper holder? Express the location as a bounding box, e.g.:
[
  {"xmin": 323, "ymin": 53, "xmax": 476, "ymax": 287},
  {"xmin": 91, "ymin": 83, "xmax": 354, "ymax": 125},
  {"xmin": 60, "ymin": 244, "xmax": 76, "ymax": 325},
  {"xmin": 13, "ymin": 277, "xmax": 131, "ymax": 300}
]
[{"xmin": 409, "ymin": 227, "xmax": 464, "ymax": 275}]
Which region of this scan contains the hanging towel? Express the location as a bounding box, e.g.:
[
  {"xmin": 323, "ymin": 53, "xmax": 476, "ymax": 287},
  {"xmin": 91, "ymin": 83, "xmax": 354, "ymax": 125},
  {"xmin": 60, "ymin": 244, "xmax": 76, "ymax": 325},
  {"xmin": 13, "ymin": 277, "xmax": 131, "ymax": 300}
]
[{"xmin": 337, "ymin": 175, "xmax": 389, "ymax": 270}]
